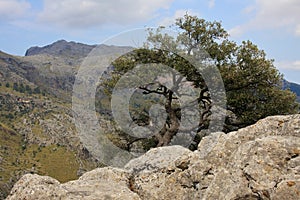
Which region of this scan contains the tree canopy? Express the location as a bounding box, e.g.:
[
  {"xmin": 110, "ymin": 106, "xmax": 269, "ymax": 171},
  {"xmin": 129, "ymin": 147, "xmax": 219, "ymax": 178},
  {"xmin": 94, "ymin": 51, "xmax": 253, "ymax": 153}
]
[{"xmin": 101, "ymin": 14, "xmax": 299, "ymax": 148}]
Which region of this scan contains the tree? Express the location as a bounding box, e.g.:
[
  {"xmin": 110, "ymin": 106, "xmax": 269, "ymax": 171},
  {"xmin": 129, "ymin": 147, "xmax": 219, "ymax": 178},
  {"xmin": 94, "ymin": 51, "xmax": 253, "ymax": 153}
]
[
  {"xmin": 25, "ymin": 85, "xmax": 32, "ymax": 94},
  {"xmin": 220, "ymin": 40, "xmax": 298, "ymax": 126},
  {"xmin": 13, "ymin": 83, "xmax": 19, "ymax": 91},
  {"xmin": 19, "ymin": 83, "xmax": 25, "ymax": 93},
  {"xmin": 33, "ymin": 87, "xmax": 41, "ymax": 94},
  {"xmin": 102, "ymin": 14, "xmax": 299, "ymax": 147}
]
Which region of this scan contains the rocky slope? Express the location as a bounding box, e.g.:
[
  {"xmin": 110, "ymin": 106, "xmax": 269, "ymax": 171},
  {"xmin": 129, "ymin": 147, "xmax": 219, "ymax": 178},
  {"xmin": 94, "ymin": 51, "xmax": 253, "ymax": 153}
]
[{"xmin": 6, "ymin": 114, "xmax": 300, "ymax": 199}]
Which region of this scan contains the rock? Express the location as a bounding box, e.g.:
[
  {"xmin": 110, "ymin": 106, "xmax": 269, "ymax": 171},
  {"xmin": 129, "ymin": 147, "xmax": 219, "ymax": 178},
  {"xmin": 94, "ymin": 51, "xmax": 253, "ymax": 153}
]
[
  {"xmin": 272, "ymin": 180, "xmax": 300, "ymax": 200},
  {"xmin": 7, "ymin": 168, "xmax": 140, "ymax": 200},
  {"xmin": 129, "ymin": 140, "xmax": 148, "ymax": 157},
  {"xmin": 6, "ymin": 174, "xmax": 63, "ymax": 199},
  {"xmin": 125, "ymin": 145, "xmax": 191, "ymax": 173},
  {"xmin": 7, "ymin": 114, "xmax": 300, "ymax": 199}
]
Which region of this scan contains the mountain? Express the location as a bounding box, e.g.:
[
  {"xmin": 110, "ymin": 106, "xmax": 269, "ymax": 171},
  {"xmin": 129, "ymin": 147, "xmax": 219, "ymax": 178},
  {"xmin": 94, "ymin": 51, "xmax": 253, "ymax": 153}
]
[
  {"xmin": 0, "ymin": 39, "xmax": 139, "ymax": 199},
  {"xmin": 0, "ymin": 40, "xmax": 134, "ymax": 198},
  {"xmin": 1, "ymin": 40, "xmax": 299, "ymax": 199},
  {"xmin": 25, "ymin": 39, "xmax": 96, "ymax": 58},
  {"xmin": 283, "ymin": 80, "xmax": 300, "ymax": 102},
  {"xmin": 0, "ymin": 49, "xmax": 100, "ymax": 199}
]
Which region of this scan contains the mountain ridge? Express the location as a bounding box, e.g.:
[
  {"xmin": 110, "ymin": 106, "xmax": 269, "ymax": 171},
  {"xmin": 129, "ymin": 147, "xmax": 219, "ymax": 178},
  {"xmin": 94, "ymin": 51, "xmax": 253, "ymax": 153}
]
[
  {"xmin": 283, "ymin": 80, "xmax": 300, "ymax": 102},
  {"xmin": 25, "ymin": 39, "xmax": 97, "ymax": 57}
]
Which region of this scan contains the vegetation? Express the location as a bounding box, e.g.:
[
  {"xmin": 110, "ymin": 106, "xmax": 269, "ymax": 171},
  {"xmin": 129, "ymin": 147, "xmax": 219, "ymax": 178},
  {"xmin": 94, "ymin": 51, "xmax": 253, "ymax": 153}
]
[
  {"xmin": 0, "ymin": 120, "xmax": 98, "ymax": 198},
  {"xmin": 102, "ymin": 14, "xmax": 299, "ymax": 147},
  {"xmin": 0, "ymin": 82, "xmax": 98, "ymax": 198},
  {"xmin": 0, "ymin": 14, "xmax": 299, "ymax": 198}
]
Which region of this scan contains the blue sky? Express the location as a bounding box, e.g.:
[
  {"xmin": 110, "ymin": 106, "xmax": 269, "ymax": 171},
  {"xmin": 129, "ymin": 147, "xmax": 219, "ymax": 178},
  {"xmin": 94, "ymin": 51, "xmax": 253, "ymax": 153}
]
[{"xmin": 0, "ymin": 0, "xmax": 299, "ymax": 84}]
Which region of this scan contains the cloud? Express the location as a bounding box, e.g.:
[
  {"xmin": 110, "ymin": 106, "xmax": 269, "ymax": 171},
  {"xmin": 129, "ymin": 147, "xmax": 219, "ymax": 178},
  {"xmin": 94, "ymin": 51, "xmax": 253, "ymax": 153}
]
[
  {"xmin": 296, "ymin": 25, "xmax": 300, "ymax": 36},
  {"xmin": 276, "ymin": 60, "xmax": 300, "ymax": 70},
  {"xmin": 230, "ymin": 0, "xmax": 300, "ymax": 37},
  {"xmin": 208, "ymin": 0, "xmax": 215, "ymax": 8},
  {"xmin": 159, "ymin": 9, "xmax": 200, "ymax": 27},
  {"xmin": 38, "ymin": 0, "xmax": 174, "ymax": 29},
  {"xmin": 228, "ymin": 25, "xmax": 244, "ymax": 37},
  {"xmin": 0, "ymin": 0, "xmax": 31, "ymax": 21}
]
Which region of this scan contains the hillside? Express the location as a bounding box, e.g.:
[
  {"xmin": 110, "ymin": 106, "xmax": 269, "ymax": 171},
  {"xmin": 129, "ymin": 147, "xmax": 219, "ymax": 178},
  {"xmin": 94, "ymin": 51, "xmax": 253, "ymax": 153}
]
[
  {"xmin": 0, "ymin": 41, "xmax": 105, "ymax": 198},
  {"xmin": 0, "ymin": 40, "xmax": 136, "ymax": 199},
  {"xmin": 1, "ymin": 40, "xmax": 299, "ymax": 199}
]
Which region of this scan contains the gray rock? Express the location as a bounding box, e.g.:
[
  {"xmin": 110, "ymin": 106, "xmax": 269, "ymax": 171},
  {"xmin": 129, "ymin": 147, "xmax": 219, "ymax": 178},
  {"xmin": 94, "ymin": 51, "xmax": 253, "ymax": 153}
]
[
  {"xmin": 7, "ymin": 168, "xmax": 140, "ymax": 200},
  {"xmin": 7, "ymin": 115, "xmax": 300, "ymax": 199},
  {"xmin": 125, "ymin": 145, "xmax": 191, "ymax": 173}
]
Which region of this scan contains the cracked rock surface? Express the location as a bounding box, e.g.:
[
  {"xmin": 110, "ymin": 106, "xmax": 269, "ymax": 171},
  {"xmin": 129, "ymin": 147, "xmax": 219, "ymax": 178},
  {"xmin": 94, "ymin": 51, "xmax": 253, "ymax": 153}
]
[{"xmin": 6, "ymin": 115, "xmax": 300, "ymax": 199}]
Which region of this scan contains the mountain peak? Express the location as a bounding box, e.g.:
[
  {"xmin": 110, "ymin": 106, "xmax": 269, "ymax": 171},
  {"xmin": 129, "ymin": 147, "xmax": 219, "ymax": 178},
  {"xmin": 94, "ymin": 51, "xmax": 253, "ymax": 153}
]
[{"xmin": 25, "ymin": 39, "xmax": 97, "ymax": 58}]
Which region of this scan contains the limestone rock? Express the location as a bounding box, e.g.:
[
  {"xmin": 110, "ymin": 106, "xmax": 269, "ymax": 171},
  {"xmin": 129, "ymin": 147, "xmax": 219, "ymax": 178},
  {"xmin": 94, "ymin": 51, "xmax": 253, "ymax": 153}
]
[
  {"xmin": 7, "ymin": 168, "xmax": 140, "ymax": 200},
  {"xmin": 7, "ymin": 115, "xmax": 300, "ymax": 199},
  {"xmin": 125, "ymin": 145, "xmax": 191, "ymax": 173}
]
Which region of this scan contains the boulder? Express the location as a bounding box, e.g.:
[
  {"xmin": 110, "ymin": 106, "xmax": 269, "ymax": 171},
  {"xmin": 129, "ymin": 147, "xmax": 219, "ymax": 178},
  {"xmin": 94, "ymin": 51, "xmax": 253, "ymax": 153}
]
[
  {"xmin": 7, "ymin": 168, "xmax": 140, "ymax": 200},
  {"xmin": 125, "ymin": 145, "xmax": 191, "ymax": 173},
  {"xmin": 7, "ymin": 115, "xmax": 300, "ymax": 199}
]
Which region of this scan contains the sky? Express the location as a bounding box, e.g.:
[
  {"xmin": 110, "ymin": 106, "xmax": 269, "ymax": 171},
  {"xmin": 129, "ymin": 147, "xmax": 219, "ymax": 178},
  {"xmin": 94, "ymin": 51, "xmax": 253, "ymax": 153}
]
[{"xmin": 0, "ymin": 0, "xmax": 299, "ymax": 84}]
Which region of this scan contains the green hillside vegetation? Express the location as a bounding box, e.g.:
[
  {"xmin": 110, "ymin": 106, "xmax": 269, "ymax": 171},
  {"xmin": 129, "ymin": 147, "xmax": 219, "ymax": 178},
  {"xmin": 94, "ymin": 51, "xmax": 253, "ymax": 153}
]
[
  {"xmin": 0, "ymin": 123, "xmax": 81, "ymax": 197},
  {"xmin": 0, "ymin": 84, "xmax": 98, "ymax": 199}
]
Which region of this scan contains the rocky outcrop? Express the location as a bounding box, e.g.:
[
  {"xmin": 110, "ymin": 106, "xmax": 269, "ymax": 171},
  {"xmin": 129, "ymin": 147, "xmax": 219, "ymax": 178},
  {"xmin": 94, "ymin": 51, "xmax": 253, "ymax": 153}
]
[
  {"xmin": 6, "ymin": 114, "xmax": 300, "ymax": 199},
  {"xmin": 6, "ymin": 168, "xmax": 139, "ymax": 200}
]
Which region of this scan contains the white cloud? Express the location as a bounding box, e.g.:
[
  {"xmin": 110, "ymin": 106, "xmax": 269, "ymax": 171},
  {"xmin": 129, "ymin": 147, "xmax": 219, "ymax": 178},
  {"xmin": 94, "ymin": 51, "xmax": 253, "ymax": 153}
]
[
  {"xmin": 159, "ymin": 9, "xmax": 200, "ymax": 27},
  {"xmin": 0, "ymin": 0, "xmax": 31, "ymax": 20},
  {"xmin": 228, "ymin": 25, "xmax": 244, "ymax": 37},
  {"xmin": 296, "ymin": 25, "xmax": 300, "ymax": 36},
  {"xmin": 38, "ymin": 0, "xmax": 174, "ymax": 29},
  {"xmin": 230, "ymin": 0, "xmax": 300, "ymax": 37},
  {"xmin": 208, "ymin": 0, "xmax": 215, "ymax": 8},
  {"xmin": 276, "ymin": 60, "xmax": 300, "ymax": 70}
]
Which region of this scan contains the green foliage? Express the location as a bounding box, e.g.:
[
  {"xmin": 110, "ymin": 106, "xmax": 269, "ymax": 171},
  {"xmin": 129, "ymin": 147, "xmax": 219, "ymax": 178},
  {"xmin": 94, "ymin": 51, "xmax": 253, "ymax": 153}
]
[
  {"xmin": 102, "ymin": 13, "xmax": 299, "ymax": 141},
  {"xmin": 25, "ymin": 85, "xmax": 32, "ymax": 94},
  {"xmin": 33, "ymin": 87, "xmax": 41, "ymax": 94},
  {"xmin": 13, "ymin": 82, "xmax": 18, "ymax": 91},
  {"xmin": 6, "ymin": 113, "xmax": 14, "ymax": 119},
  {"xmin": 147, "ymin": 14, "xmax": 298, "ymax": 128},
  {"xmin": 11, "ymin": 82, "xmax": 39, "ymax": 95},
  {"xmin": 0, "ymin": 123, "xmax": 94, "ymax": 198},
  {"xmin": 221, "ymin": 40, "xmax": 299, "ymax": 125}
]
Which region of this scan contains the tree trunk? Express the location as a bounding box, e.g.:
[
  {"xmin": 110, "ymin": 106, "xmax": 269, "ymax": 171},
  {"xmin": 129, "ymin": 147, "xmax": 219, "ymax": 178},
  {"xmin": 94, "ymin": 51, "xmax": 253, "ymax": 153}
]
[{"xmin": 155, "ymin": 90, "xmax": 179, "ymax": 147}]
